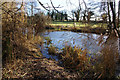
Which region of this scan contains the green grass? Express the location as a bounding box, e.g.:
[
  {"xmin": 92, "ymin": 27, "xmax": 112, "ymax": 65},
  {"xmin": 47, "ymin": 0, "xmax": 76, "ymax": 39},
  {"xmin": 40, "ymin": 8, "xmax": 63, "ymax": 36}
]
[
  {"xmin": 51, "ymin": 21, "xmax": 86, "ymax": 27},
  {"xmin": 50, "ymin": 21, "xmax": 107, "ymax": 29}
]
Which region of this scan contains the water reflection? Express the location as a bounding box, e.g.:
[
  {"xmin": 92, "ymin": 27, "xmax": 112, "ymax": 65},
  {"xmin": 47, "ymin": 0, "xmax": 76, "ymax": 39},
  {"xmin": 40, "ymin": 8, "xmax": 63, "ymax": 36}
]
[{"xmin": 40, "ymin": 31, "xmax": 108, "ymax": 60}]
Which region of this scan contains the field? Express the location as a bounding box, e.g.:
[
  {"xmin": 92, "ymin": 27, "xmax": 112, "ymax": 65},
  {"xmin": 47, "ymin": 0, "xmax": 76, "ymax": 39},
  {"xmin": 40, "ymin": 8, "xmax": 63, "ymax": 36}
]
[{"xmin": 50, "ymin": 21, "xmax": 108, "ymax": 29}]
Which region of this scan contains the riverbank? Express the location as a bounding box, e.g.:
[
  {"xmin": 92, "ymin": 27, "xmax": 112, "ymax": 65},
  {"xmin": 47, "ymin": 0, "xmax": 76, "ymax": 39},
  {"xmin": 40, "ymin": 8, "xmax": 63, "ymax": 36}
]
[
  {"xmin": 2, "ymin": 34, "xmax": 92, "ymax": 79},
  {"xmin": 45, "ymin": 25, "xmax": 107, "ymax": 35},
  {"xmin": 2, "ymin": 29, "xmax": 120, "ymax": 79}
]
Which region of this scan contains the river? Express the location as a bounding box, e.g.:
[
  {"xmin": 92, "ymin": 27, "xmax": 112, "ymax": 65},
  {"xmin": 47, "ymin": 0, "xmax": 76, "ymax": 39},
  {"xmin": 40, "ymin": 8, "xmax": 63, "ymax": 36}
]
[{"xmin": 39, "ymin": 30, "xmax": 108, "ymax": 61}]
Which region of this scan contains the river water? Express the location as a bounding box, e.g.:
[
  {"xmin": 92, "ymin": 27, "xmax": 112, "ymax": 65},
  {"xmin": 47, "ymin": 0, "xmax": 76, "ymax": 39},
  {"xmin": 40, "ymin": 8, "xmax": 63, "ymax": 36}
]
[{"xmin": 40, "ymin": 30, "xmax": 108, "ymax": 60}]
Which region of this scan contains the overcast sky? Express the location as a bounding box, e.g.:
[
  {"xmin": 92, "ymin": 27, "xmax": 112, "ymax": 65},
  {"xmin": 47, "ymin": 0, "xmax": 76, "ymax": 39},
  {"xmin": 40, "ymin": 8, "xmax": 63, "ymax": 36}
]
[
  {"xmin": 36, "ymin": 0, "xmax": 119, "ymax": 10},
  {"xmin": 36, "ymin": 0, "xmax": 88, "ymax": 12},
  {"xmin": 34, "ymin": 0, "xmax": 119, "ymax": 17}
]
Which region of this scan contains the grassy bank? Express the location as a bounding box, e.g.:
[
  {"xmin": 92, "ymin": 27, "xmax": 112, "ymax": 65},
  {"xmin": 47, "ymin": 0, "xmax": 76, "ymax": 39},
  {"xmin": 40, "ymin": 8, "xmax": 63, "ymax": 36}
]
[
  {"xmin": 46, "ymin": 21, "xmax": 109, "ymax": 35},
  {"xmin": 50, "ymin": 21, "xmax": 108, "ymax": 29},
  {"xmin": 46, "ymin": 25, "xmax": 107, "ymax": 35}
]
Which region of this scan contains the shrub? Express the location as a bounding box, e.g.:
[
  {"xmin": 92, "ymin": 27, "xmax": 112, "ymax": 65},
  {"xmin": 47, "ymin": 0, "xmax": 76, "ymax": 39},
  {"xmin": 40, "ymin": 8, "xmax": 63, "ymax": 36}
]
[
  {"xmin": 61, "ymin": 46, "xmax": 90, "ymax": 71},
  {"xmin": 2, "ymin": 2, "xmax": 50, "ymax": 64},
  {"xmin": 48, "ymin": 45, "xmax": 56, "ymax": 55},
  {"xmin": 44, "ymin": 37, "xmax": 52, "ymax": 45},
  {"xmin": 94, "ymin": 45, "xmax": 118, "ymax": 78}
]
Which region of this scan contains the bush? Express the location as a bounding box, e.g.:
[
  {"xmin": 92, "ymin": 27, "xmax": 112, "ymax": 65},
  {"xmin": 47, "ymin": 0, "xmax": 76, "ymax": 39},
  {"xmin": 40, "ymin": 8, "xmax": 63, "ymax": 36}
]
[
  {"xmin": 2, "ymin": 2, "xmax": 51, "ymax": 64},
  {"xmin": 33, "ymin": 12, "xmax": 51, "ymax": 34},
  {"xmin": 44, "ymin": 37, "xmax": 52, "ymax": 45},
  {"xmin": 61, "ymin": 46, "xmax": 90, "ymax": 71},
  {"xmin": 48, "ymin": 45, "xmax": 56, "ymax": 55}
]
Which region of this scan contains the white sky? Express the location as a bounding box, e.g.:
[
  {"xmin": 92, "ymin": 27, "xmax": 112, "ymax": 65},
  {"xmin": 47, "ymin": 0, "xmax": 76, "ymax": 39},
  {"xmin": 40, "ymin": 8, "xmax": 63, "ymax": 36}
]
[
  {"xmin": 35, "ymin": 0, "xmax": 119, "ymax": 17},
  {"xmin": 36, "ymin": 0, "xmax": 88, "ymax": 11}
]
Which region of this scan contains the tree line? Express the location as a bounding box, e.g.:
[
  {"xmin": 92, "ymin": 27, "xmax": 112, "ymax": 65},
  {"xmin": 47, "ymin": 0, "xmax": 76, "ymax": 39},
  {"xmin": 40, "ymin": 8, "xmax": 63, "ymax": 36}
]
[{"xmin": 47, "ymin": 10, "xmax": 68, "ymax": 21}]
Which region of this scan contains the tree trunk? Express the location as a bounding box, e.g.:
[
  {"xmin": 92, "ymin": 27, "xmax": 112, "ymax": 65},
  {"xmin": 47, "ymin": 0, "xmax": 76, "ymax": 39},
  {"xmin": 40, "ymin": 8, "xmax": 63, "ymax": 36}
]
[
  {"xmin": 110, "ymin": 2, "xmax": 116, "ymax": 29},
  {"xmin": 118, "ymin": 1, "xmax": 120, "ymax": 28},
  {"xmin": 107, "ymin": 2, "xmax": 112, "ymax": 30}
]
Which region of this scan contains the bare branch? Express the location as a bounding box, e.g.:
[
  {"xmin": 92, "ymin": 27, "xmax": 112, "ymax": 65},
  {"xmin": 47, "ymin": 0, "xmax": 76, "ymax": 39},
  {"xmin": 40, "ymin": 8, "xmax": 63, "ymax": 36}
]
[
  {"xmin": 2, "ymin": 2, "xmax": 23, "ymax": 13},
  {"xmin": 50, "ymin": 0, "xmax": 73, "ymax": 19},
  {"xmin": 82, "ymin": 0, "xmax": 88, "ymax": 11},
  {"xmin": 1, "ymin": 3, "xmax": 25, "ymax": 24},
  {"xmin": 37, "ymin": 0, "xmax": 50, "ymax": 11}
]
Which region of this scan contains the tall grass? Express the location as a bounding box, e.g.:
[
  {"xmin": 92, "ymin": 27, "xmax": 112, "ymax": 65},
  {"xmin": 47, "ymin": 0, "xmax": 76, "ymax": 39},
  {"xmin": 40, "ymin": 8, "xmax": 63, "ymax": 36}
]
[
  {"xmin": 60, "ymin": 46, "xmax": 90, "ymax": 71},
  {"xmin": 59, "ymin": 42, "xmax": 118, "ymax": 78},
  {"xmin": 94, "ymin": 46, "xmax": 118, "ymax": 78},
  {"xmin": 93, "ymin": 33, "xmax": 119, "ymax": 79},
  {"xmin": 48, "ymin": 45, "xmax": 56, "ymax": 55}
]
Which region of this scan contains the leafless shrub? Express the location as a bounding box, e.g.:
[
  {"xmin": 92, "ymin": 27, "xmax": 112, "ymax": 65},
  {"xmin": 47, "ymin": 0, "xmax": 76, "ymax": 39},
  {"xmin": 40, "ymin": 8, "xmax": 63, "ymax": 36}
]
[{"xmin": 2, "ymin": 2, "xmax": 50, "ymax": 64}]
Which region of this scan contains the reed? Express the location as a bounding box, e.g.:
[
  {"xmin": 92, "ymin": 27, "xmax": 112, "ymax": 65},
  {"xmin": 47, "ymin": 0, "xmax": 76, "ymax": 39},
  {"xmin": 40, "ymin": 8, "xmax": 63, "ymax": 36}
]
[
  {"xmin": 61, "ymin": 46, "xmax": 90, "ymax": 71},
  {"xmin": 48, "ymin": 45, "xmax": 56, "ymax": 55}
]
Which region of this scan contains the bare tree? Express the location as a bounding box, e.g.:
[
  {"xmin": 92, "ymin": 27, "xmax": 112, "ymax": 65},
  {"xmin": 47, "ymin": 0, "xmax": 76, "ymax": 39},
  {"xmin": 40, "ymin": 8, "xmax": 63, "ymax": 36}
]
[{"xmin": 118, "ymin": 1, "xmax": 120, "ymax": 28}]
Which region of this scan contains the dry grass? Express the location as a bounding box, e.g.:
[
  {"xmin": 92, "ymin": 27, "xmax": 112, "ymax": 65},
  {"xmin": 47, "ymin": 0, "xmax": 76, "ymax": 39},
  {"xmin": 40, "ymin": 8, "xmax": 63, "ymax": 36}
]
[
  {"xmin": 48, "ymin": 45, "xmax": 56, "ymax": 55},
  {"xmin": 44, "ymin": 37, "xmax": 52, "ymax": 45},
  {"xmin": 2, "ymin": 35, "xmax": 43, "ymax": 78},
  {"xmin": 93, "ymin": 33, "xmax": 119, "ymax": 79},
  {"xmin": 61, "ymin": 46, "xmax": 90, "ymax": 71}
]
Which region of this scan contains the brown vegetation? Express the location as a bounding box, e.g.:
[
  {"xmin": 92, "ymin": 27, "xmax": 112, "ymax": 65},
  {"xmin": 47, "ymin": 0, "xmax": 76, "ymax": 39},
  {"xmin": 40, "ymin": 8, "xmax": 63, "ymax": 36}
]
[
  {"xmin": 1, "ymin": 1, "xmax": 120, "ymax": 79},
  {"xmin": 2, "ymin": 2, "xmax": 50, "ymax": 79},
  {"xmin": 60, "ymin": 46, "xmax": 90, "ymax": 71}
]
